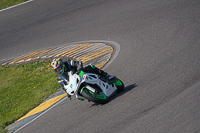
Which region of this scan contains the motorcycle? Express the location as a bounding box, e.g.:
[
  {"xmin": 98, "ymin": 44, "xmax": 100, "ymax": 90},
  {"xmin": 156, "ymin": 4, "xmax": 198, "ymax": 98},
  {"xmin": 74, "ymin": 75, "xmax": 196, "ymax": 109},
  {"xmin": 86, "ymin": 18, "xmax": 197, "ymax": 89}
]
[{"xmin": 58, "ymin": 70, "xmax": 124, "ymax": 104}]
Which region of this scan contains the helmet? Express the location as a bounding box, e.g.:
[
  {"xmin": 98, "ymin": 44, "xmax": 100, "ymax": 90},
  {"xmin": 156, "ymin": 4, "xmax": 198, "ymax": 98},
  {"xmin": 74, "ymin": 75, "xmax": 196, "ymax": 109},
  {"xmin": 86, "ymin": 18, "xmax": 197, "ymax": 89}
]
[{"xmin": 51, "ymin": 57, "xmax": 63, "ymax": 74}]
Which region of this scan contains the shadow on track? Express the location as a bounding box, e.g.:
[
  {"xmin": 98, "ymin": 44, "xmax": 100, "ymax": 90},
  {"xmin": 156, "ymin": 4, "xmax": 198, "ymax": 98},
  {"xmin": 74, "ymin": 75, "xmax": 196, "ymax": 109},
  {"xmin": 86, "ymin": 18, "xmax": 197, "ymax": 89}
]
[{"xmin": 109, "ymin": 83, "xmax": 138, "ymax": 102}]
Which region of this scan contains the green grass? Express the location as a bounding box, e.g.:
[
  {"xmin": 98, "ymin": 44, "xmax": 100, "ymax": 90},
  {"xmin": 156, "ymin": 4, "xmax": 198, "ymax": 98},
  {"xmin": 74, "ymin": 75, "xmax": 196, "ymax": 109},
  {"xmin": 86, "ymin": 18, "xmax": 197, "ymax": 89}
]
[
  {"xmin": 0, "ymin": 61, "xmax": 60, "ymax": 132},
  {"xmin": 0, "ymin": 0, "xmax": 29, "ymax": 10}
]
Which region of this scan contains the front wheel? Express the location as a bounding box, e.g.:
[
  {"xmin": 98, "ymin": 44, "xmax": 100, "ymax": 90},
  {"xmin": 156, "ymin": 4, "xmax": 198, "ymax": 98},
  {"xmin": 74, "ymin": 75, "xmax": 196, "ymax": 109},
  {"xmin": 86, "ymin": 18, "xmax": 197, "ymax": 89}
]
[
  {"xmin": 110, "ymin": 78, "xmax": 124, "ymax": 93},
  {"xmin": 81, "ymin": 88, "xmax": 108, "ymax": 104}
]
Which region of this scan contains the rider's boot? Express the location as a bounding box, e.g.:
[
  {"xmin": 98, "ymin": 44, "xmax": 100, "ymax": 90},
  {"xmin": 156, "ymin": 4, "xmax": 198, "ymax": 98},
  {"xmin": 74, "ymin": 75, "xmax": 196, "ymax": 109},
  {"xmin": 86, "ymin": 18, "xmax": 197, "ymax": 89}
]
[
  {"xmin": 102, "ymin": 72, "xmax": 115, "ymax": 82},
  {"xmin": 90, "ymin": 64, "xmax": 115, "ymax": 82},
  {"xmin": 105, "ymin": 74, "xmax": 115, "ymax": 82}
]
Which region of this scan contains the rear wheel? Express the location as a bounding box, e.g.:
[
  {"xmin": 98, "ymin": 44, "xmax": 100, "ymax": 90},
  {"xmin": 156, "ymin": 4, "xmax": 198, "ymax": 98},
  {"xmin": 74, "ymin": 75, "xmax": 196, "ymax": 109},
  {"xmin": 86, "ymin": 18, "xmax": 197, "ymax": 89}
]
[{"xmin": 81, "ymin": 88, "xmax": 108, "ymax": 104}]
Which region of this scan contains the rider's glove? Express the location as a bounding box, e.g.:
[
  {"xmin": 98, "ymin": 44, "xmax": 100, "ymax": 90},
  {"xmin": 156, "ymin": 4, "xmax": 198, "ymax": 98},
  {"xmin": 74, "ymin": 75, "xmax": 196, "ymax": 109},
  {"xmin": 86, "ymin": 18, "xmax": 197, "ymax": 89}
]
[
  {"xmin": 77, "ymin": 61, "xmax": 83, "ymax": 71},
  {"xmin": 70, "ymin": 60, "xmax": 83, "ymax": 71}
]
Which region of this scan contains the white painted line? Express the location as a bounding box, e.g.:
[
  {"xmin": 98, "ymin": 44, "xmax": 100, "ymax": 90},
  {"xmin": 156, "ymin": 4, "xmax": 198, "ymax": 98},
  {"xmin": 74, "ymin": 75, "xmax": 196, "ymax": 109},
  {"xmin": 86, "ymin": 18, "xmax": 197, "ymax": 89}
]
[
  {"xmin": 0, "ymin": 55, "xmax": 23, "ymax": 65},
  {"xmin": 14, "ymin": 96, "xmax": 68, "ymax": 133},
  {"xmin": 39, "ymin": 46, "xmax": 65, "ymax": 57},
  {"xmin": 48, "ymin": 44, "xmax": 80, "ymax": 57},
  {"xmin": 97, "ymin": 53, "xmax": 111, "ymax": 62},
  {"xmin": 72, "ymin": 44, "xmax": 107, "ymax": 57},
  {"xmin": 0, "ymin": 0, "xmax": 34, "ymax": 13},
  {"xmin": 83, "ymin": 53, "xmax": 111, "ymax": 66}
]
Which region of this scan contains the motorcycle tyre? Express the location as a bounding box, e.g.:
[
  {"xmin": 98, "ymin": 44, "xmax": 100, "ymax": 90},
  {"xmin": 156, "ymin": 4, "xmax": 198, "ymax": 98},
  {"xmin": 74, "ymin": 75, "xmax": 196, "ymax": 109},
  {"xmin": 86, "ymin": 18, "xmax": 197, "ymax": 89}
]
[
  {"xmin": 81, "ymin": 88, "xmax": 108, "ymax": 104},
  {"xmin": 114, "ymin": 78, "xmax": 124, "ymax": 93}
]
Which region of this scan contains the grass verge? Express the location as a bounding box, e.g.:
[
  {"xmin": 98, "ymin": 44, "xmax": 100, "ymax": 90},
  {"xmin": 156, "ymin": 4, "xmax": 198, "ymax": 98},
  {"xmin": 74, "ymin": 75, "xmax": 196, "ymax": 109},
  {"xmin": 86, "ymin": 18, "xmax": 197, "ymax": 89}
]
[
  {"xmin": 0, "ymin": 0, "xmax": 29, "ymax": 10},
  {"xmin": 0, "ymin": 61, "xmax": 60, "ymax": 132}
]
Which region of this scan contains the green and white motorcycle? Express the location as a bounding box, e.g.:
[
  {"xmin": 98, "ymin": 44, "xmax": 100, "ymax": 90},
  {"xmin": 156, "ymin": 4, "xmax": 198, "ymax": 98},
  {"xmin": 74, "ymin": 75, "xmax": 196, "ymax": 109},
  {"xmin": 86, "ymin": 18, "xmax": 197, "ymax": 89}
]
[{"xmin": 59, "ymin": 71, "xmax": 124, "ymax": 104}]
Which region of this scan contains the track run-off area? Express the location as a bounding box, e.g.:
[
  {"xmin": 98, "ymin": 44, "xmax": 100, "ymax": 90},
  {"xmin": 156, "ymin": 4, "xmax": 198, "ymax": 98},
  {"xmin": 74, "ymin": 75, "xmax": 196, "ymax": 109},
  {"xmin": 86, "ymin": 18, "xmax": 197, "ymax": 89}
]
[{"xmin": 0, "ymin": 0, "xmax": 200, "ymax": 133}]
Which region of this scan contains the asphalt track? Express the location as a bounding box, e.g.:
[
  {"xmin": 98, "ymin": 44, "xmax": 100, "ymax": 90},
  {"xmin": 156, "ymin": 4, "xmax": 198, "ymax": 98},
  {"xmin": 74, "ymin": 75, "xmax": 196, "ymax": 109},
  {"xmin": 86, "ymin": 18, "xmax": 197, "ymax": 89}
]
[{"xmin": 0, "ymin": 0, "xmax": 200, "ymax": 133}]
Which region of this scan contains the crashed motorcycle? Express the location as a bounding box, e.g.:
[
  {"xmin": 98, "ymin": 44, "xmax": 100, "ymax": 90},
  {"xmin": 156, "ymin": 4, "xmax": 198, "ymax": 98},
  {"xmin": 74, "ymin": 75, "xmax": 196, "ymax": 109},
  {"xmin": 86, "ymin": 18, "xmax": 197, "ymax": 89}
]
[{"xmin": 58, "ymin": 71, "xmax": 124, "ymax": 104}]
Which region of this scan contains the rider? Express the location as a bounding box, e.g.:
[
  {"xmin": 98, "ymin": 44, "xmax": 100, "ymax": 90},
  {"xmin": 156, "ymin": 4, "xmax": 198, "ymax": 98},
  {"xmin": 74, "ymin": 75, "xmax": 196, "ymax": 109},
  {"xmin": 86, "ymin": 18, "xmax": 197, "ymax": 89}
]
[{"xmin": 51, "ymin": 57, "xmax": 114, "ymax": 98}]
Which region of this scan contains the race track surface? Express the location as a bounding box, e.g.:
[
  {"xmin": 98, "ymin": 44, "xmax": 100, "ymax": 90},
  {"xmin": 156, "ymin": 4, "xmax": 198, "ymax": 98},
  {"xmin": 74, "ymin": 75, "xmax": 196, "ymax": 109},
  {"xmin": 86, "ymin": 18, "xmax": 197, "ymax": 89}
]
[{"xmin": 0, "ymin": 0, "xmax": 200, "ymax": 132}]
